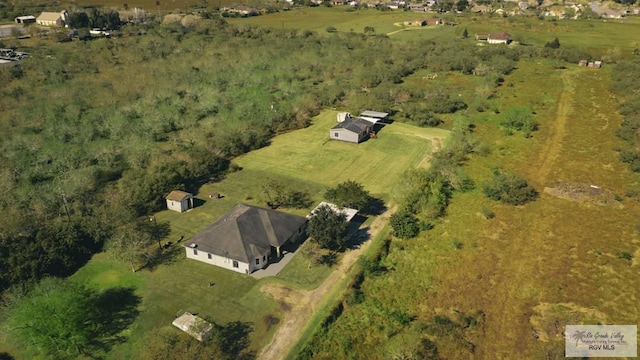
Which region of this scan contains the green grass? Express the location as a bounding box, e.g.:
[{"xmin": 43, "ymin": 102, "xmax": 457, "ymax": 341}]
[{"xmin": 233, "ymin": 110, "xmax": 449, "ymax": 201}]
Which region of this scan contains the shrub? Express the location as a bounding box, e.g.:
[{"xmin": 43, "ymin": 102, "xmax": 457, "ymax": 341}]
[
  {"xmin": 501, "ymin": 106, "xmax": 538, "ymax": 137},
  {"xmin": 325, "ymin": 26, "xmax": 337, "ymax": 33},
  {"xmin": 480, "ymin": 206, "xmax": 495, "ymax": 219},
  {"xmin": 389, "ymin": 211, "xmax": 420, "ymax": 239},
  {"xmin": 617, "ymin": 251, "xmax": 633, "ymax": 261},
  {"xmin": 484, "ymin": 172, "xmax": 538, "ymax": 205}
]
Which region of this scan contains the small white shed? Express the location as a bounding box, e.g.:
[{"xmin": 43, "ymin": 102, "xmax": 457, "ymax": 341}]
[{"xmin": 166, "ymin": 190, "xmax": 194, "ymax": 213}]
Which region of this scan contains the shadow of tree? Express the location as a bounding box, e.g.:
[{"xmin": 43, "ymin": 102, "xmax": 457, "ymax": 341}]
[
  {"xmin": 364, "ymin": 197, "xmax": 387, "ymax": 216},
  {"xmin": 143, "ymin": 244, "xmax": 183, "ymax": 271},
  {"xmin": 0, "ymin": 352, "xmax": 14, "ymax": 360},
  {"xmin": 218, "ymin": 321, "xmax": 256, "ymax": 360},
  {"xmin": 91, "ymin": 287, "xmax": 141, "ymax": 351}
]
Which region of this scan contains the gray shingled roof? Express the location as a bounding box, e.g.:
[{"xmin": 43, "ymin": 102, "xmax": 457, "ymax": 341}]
[
  {"xmin": 332, "ymin": 117, "xmax": 371, "ymax": 134},
  {"xmin": 183, "ymin": 204, "xmax": 307, "ymax": 263}
]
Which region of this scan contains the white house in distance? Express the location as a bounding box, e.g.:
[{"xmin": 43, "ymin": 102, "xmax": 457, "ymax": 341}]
[
  {"xmin": 166, "ymin": 190, "xmax": 194, "ymax": 213},
  {"xmin": 183, "ymin": 203, "xmax": 308, "ymax": 274},
  {"xmin": 36, "ymin": 11, "xmax": 68, "ymax": 27}
]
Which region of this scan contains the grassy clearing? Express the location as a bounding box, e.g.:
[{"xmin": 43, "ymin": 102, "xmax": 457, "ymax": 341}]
[
  {"xmin": 228, "ymin": 7, "xmax": 453, "ymax": 38},
  {"xmin": 233, "ymin": 110, "xmax": 448, "ymax": 201}
]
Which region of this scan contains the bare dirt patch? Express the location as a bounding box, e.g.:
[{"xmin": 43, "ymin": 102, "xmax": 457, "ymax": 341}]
[{"xmin": 544, "ymin": 182, "xmax": 623, "ymax": 208}]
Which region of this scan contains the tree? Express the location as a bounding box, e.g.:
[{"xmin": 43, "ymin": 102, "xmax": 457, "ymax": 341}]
[
  {"xmin": 324, "ymin": 180, "xmax": 371, "ymax": 211},
  {"xmin": 389, "ymin": 211, "xmax": 420, "ymax": 239},
  {"xmin": 308, "ymin": 205, "xmax": 349, "ymax": 251},
  {"xmin": 325, "ymin": 26, "xmax": 337, "ymax": 33},
  {"xmin": 456, "ymin": 0, "xmax": 469, "ymax": 12},
  {"xmin": 483, "ymin": 171, "xmax": 538, "ymax": 205},
  {"xmin": 3, "ymin": 278, "xmax": 99, "ymax": 359},
  {"xmin": 462, "ymin": 28, "xmax": 469, "ymax": 39},
  {"xmin": 106, "ymin": 221, "xmax": 156, "ymax": 272},
  {"xmin": 364, "ymin": 26, "xmax": 375, "ymax": 35},
  {"xmin": 67, "ymin": 12, "xmax": 90, "ymax": 28}
]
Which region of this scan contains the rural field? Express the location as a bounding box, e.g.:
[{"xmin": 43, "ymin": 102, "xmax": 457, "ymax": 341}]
[
  {"xmin": 2, "ymin": 3, "xmax": 640, "ymax": 360},
  {"xmin": 291, "ymin": 40, "xmax": 640, "ymax": 360}
]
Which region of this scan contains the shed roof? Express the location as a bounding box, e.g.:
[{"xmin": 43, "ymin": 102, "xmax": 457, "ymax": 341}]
[
  {"xmin": 166, "ymin": 190, "xmax": 192, "ymax": 202},
  {"xmin": 308, "ymin": 202, "xmax": 358, "ymax": 222},
  {"xmin": 360, "ymin": 110, "xmax": 389, "ymax": 118},
  {"xmin": 37, "ymin": 12, "xmax": 62, "ymax": 22},
  {"xmin": 183, "ymin": 204, "xmax": 307, "ymax": 263},
  {"xmin": 331, "ymin": 117, "xmax": 371, "ymax": 134}
]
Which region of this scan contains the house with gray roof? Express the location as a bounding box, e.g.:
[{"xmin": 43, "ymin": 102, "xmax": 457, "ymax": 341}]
[
  {"xmin": 183, "ymin": 203, "xmax": 307, "ymax": 274},
  {"xmin": 330, "ymin": 117, "xmax": 373, "ymax": 143}
]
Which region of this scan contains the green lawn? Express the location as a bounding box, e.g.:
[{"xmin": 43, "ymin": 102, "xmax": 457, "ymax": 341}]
[{"xmin": 54, "ymin": 110, "xmax": 446, "ymax": 359}]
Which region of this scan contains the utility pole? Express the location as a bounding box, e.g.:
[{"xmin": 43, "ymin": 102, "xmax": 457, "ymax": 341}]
[{"xmin": 150, "ymin": 216, "xmax": 161, "ymax": 250}]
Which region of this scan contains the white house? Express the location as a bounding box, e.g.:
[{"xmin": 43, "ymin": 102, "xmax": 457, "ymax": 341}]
[
  {"xmin": 36, "ymin": 11, "xmax": 67, "ymax": 27},
  {"xmin": 166, "ymin": 190, "xmax": 194, "ymax": 213},
  {"xmin": 183, "ymin": 203, "xmax": 308, "ymax": 274}
]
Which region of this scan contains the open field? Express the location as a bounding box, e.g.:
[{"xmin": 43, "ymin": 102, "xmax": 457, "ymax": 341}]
[
  {"xmin": 298, "ymin": 54, "xmax": 640, "ymax": 358},
  {"xmin": 0, "ymin": 110, "xmax": 445, "ymax": 359}
]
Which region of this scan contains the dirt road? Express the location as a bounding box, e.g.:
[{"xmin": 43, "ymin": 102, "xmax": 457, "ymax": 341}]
[{"xmin": 257, "ymin": 206, "xmax": 395, "ymax": 360}]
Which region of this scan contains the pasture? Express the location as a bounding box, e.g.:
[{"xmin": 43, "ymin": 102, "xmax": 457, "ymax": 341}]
[
  {"xmin": 23, "ymin": 111, "xmax": 445, "ymax": 359},
  {"xmin": 297, "ymin": 55, "xmax": 640, "ymax": 358}
]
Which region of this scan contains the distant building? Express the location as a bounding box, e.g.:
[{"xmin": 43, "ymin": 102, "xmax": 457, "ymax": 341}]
[
  {"xmin": 404, "ymin": 19, "xmax": 427, "ymax": 26},
  {"xmin": 330, "ymin": 117, "xmax": 374, "ymax": 143},
  {"xmin": 36, "ymin": 11, "xmax": 67, "ymax": 27},
  {"xmin": 476, "ymin": 32, "xmax": 511, "ymax": 44},
  {"xmin": 15, "ymin": 16, "xmax": 36, "ymax": 24}
]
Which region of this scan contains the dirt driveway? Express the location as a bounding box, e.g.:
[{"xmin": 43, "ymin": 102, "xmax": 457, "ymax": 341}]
[{"xmin": 257, "ymin": 206, "xmax": 395, "ymax": 360}]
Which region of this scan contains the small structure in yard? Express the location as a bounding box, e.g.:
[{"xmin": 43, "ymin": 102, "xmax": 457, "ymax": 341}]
[
  {"xmin": 336, "ymin": 112, "xmax": 351, "ymax": 123},
  {"xmin": 183, "ymin": 203, "xmax": 307, "ymax": 274},
  {"xmin": 426, "ymin": 18, "xmax": 444, "ymax": 26},
  {"xmin": 404, "ymin": 19, "xmax": 427, "ymax": 27},
  {"xmin": 172, "ymin": 312, "xmax": 213, "ymax": 341},
  {"xmin": 36, "ymin": 11, "xmax": 67, "ymax": 27},
  {"xmin": 330, "ymin": 117, "xmax": 373, "ymax": 143},
  {"xmin": 476, "ymin": 32, "xmax": 511, "ymax": 44},
  {"xmin": 166, "ymin": 190, "xmax": 194, "ymax": 213},
  {"xmin": 593, "ymin": 60, "xmax": 602, "ymax": 68},
  {"xmin": 578, "ymin": 59, "xmax": 588, "ymax": 67},
  {"xmin": 308, "ymin": 202, "xmax": 358, "ymax": 222},
  {"xmin": 15, "ymin": 16, "xmax": 36, "ymax": 24}
]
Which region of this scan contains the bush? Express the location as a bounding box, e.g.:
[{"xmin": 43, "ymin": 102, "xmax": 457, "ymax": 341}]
[
  {"xmin": 484, "ymin": 172, "xmax": 538, "ymax": 205},
  {"xmin": 326, "ymin": 26, "xmax": 337, "ymax": 33},
  {"xmin": 501, "ymin": 107, "xmax": 538, "ymax": 137},
  {"xmin": 389, "ymin": 211, "xmax": 420, "ymax": 239},
  {"xmin": 480, "ymin": 206, "xmax": 495, "ymax": 219}
]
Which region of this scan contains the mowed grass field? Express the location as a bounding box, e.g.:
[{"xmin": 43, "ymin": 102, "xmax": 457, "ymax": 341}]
[{"xmin": 34, "ymin": 111, "xmax": 445, "ymax": 359}]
